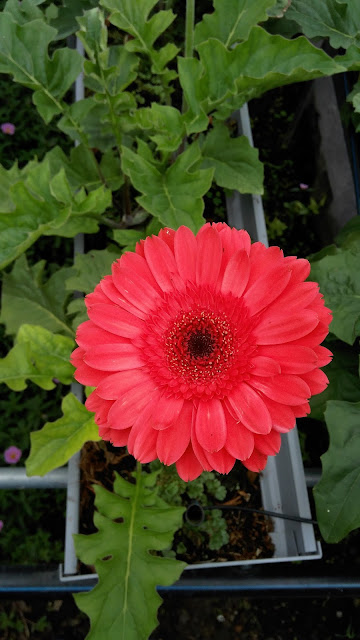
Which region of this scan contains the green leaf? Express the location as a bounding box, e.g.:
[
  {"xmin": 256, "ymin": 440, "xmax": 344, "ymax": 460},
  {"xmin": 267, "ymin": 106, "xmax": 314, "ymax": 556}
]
[
  {"xmin": 314, "ymin": 400, "xmax": 360, "ymax": 542},
  {"xmin": 0, "ymin": 255, "xmax": 74, "ymax": 337},
  {"xmin": 309, "ymin": 246, "xmax": 360, "ymax": 344},
  {"xmin": 48, "ymin": 0, "xmax": 99, "ymax": 39},
  {"xmin": 121, "ymin": 141, "xmax": 213, "ymax": 232},
  {"xmin": 200, "ymin": 123, "xmax": 264, "ymax": 193},
  {"xmin": 112, "ymin": 218, "xmax": 164, "ymax": 252},
  {"xmin": 0, "ymin": 324, "xmax": 75, "ymax": 392},
  {"xmin": 66, "ymin": 248, "xmax": 118, "ymax": 295},
  {"xmin": 0, "ymin": 153, "xmax": 112, "ymax": 268},
  {"xmin": 194, "ymin": 0, "xmax": 276, "ymax": 47},
  {"xmin": 335, "ymin": 214, "xmax": 360, "ymax": 251},
  {"xmin": 47, "ymin": 145, "xmax": 123, "ymax": 193},
  {"xmin": 0, "ymin": 13, "xmax": 83, "ymax": 123},
  {"xmin": 3, "ymin": 0, "xmax": 44, "ymax": 25},
  {"xmin": 78, "ymin": 8, "xmax": 139, "ymax": 98},
  {"xmin": 112, "ymin": 229, "xmax": 145, "ymax": 251},
  {"xmin": 26, "ymin": 392, "xmax": 100, "ymax": 476},
  {"xmin": 102, "ymin": 0, "xmax": 179, "ymax": 73},
  {"xmin": 74, "ymin": 469, "xmax": 185, "ymax": 640},
  {"xmin": 57, "ymin": 97, "xmax": 135, "ymax": 152},
  {"xmin": 309, "ymin": 345, "xmax": 360, "ymax": 421},
  {"xmin": 131, "ymin": 103, "xmax": 186, "ymax": 153},
  {"xmin": 286, "ymin": 0, "xmax": 360, "ymax": 50},
  {"xmin": 179, "ymin": 27, "xmax": 348, "ymax": 132}
]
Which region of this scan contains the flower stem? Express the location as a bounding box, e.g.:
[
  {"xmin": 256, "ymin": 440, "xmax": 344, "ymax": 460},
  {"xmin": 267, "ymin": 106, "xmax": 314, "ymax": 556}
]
[{"xmin": 184, "ymin": 0, "xmax": 195, "ymax": 59}]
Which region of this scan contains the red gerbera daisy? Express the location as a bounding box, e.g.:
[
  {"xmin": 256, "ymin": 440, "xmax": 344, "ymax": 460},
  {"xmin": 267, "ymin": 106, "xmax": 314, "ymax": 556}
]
[{"xmin": 71, "ymin": 223, "xmax": 332, "ymax": 481}]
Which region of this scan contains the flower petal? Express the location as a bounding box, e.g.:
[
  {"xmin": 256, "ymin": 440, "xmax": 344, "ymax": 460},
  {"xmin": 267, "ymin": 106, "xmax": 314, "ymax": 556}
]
[
  {"xmin": 73, "ymin": 360, "xmax": 108, "ymax": 386},
  {"xmin": 99, "ymin": 425, "xmax": 131, "ymax": 447},
  {"xmin": 301, "ymin": 369, "xmax": 329, "ymax": 395},
  {"xmin": 107, "ymin": 382, "xmax": 157, "ymax": 429},
  {"xmin": 227, "ymin": 383, "xmax": 272, "ymax": 434},
  {"xmin": 242, "ymin": 449, "xmax": 268, "ymax": 472},
  {"xmin": 250, "ymin": 375, "xmax": 311, "ymax": 406},
  {"xmin": 144, "ymin": 235, "xmax": 181, "ymax": 292},
  {"xmin": 175, "ymin": 443, "xmax": 204, "ymax": 481},
  {"xmin": 253, "ymin": 310, "xmax": 319, "ymax": 344},
  {"xmin": 220, "ymin": 249, "xmax": 250, "ymax": 297},
  {"xmin": 243, "ymin": 264, "xmax": 291, "ymax": 316},
  {"xmin": 204, "ymin": 448, "xmax": 235, "ymax": 474},
  {"xmin": 254, "ymin": 430, "xmax": 281, "ymax": 456},
  {"xmin": 127, "ymin": 417, "xmax": 158, "ymax": 463},
  {"xmin": 256, "ymin": 345, "xmax": 318, "ymax": 374},
  {"xmin": 112, "ymin": 263, "xmax": 162, "ymax": 312},
  {"xmin": 250, "ymin": 355, "xmax": 281, "ymax": 377},
  {"xmin": 156, "ymin": 402, "xmax": 192, "ymax": 465},
  {"xmin": 84, "ymin": 343, "xmax": 144, "ymax": 371},
  {"xmin": 174, "ymin": 225, "xmax": 197, "ymax": 284},
  {"xmin": 313, "ymin": 345, "xmax": 333, "ymax": 367},
  {"xmin": 151, "ymin": 395, "xmax": 184, "ymax": 430},
  {"xmin": 119, "ymin": 252, "xmax": 162, "ymax": 291},
  {"xmin": 195, "ymin": 399, "xmax": 227, "ymax": 452},
  {"xmin": 264, "ymin": 397, "xmax": 296, "ymax": 433},
  {"xmin": 100, "ymin": 275, "xmax": 147, "ymax": 320},
  {"xmin": 225, "ymin": 412, "xmax": 255, "ymax": 460},
  {"xmin": 87, "ymin": 303, "xmax": 144, "ymax": 338},
  {"xmin": 196, "ymin": 224, "xmax": 222, "ymax": 286},
  {"xmin": 96, "ymin": 369, "xmax": 150, "ymax": 400}
]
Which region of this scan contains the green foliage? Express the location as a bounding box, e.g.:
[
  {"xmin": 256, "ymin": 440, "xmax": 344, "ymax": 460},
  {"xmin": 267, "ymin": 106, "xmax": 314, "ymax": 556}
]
[
  {"xmin": 194, "ymin": 0, "xmax": 276, "ymax": 47},
  {"xmin": 150, "ymin": 462, "xmax": 229, "ymax": 552},
  {"xmin": 285, "ymin": 0, "xmax": 360, "ymax": 50},
  {"xmin": 0, "ymin": 12, "xmax": 83, "ymax": 123},
  {"xmin": 314, "ymin": 401, "xmax": 360, "ymax": 543},
  {"xmin": 309, "ymin": 219, "xmax": 360, "ymax": 345},
  {"xmin": 309, "ymin": 344, "xmax": 360, "ymax": 422},
  {"xmin": 0, "ymin": 255, "xmax": 74, "ymax": 337},
  {"xmin": 74, "ymin": 468, "xmax": 185, "ymax": 640},
  {"xmin": 200, "ymin": 123, "xmax": 264, "ymax": 194},
  {"xmin": 0, "ymin": 324, "xmax": 74, "ymax": 391},
  {"xmin": 308, "ymin": 217, "xmax": 360, "ymax": 541},
  {"xmin": 121, "ymin": 141, "xmax": 213, "ymax": 232},
  {"xmin": 26, "ymin": 392, "xmax": 100, "ymax": 476}
]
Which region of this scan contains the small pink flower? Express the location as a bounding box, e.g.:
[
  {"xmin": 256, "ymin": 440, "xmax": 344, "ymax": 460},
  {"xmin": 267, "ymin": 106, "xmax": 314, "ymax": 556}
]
[
  {"xmin": 4, "ymin": 446, "xmax": 22, "ymax": 464},
  {"xmin": 1, "ymin": 122, "xmax": 16, "ymax": 135},
  {"xmin": 0, "ymin": 521, "xmax": 3, "ymax": 532},
  {"xmin": 299, "ymin": 183, "xmax": 309, "ymax": 190}
]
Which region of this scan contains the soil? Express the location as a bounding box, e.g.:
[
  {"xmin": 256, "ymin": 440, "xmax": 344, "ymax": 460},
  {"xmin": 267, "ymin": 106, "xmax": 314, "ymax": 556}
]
[
  {"xmin": 78, "ymin": 441, "xmax": 275, "ymax": 568},
  {"xmin": 1, "ymin": 590, "xmax": 360, "ymax": 639}
]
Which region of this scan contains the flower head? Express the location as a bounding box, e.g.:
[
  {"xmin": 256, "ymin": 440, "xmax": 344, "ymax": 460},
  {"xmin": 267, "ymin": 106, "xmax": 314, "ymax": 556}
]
[
  {"xmin": 1, "ymin": 122, "xmax": 15, "ymax": 135},
  {"xmin": 4, "ymin": 445, "xmax": 22, "ymax": 464},
  {"xmin": 71, "ymin": 223, "xmax": 332, "ymax": 481},
  {"xmin": 0, "ymin": 521, "xmax": 3, "ymax": 532}
]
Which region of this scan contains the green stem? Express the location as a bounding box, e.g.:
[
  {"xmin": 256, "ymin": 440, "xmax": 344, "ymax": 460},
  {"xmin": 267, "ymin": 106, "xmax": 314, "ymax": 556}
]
[{"xmin": 184, "ymin": 0, "xmax": 195, "ymax": 59}]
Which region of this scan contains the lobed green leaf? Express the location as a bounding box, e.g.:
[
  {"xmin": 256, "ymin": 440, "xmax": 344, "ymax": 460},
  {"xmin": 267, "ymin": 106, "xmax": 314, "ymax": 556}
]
[
  {"xmin": 200, "ymin": 123, "xmax": 264, "ymax": 194},
  {"xmin": 102, "ymin": 0, "xmax": 179, "ymax": 73},
  {"xmin": 286, "ymin": 0, "xmax": 360, "ymax": 50},
  {"xmin": 194, "ymin": 0, "xmax": 276, "ymax": 48},
  {"xmin": 0, "ymin": 12, "xmax": 83, "ymax": 123},
  {"xmin": 179, "ymin": 26, "xmax": 349, "ymax": 133},
  {"xmin": 0, "ymin": 324, "xmax": 75, "ymax": 392},
  {"xmin": 309, "ymin": 246, "xmax": 360, "ymax": 345},
  {"xmin": 121, "ymin": 142, "xmax": 213, "ymax": 232},
  {"xmin": 74, "ymin": 469, "xmax": 185, "ymax": 640},
  {"xmin": 0, "ymin": 255, "xmax": 74, "ymax": 337},
  {"xmin": 314, "ymin": 400, "xmax": 360, "ymax": 542},
  {"xmin": 26, "ymin": 392, "xmax": 100, "ymax": 476}
]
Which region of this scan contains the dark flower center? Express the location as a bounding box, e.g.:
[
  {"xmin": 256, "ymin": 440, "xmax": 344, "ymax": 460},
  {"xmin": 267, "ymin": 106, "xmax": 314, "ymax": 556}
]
[{"xmin": 187, "ymin": 330, "xmax": 214, "ymax": 359}]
